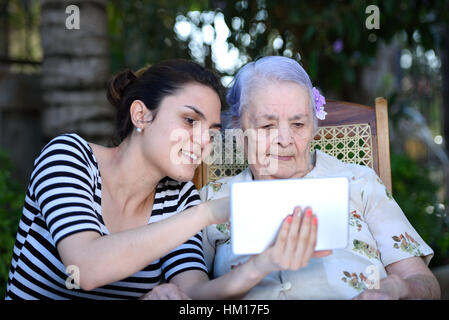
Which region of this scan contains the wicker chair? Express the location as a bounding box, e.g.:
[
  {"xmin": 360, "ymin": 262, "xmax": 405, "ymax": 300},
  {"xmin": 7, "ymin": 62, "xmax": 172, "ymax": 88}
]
[{"xmin": 193, "ymin": 97, "xmax": 392, "ymax": 194}]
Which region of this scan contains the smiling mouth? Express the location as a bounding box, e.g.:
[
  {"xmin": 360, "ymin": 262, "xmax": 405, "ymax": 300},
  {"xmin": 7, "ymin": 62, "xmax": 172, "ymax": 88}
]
[{"xmin": 181, "ymin": 150, "xmax": 199, "ymax": 163}]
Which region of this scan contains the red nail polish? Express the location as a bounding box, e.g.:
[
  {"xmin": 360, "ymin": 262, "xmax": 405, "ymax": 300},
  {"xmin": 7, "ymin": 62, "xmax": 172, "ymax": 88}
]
[
  {"xmin": 286, "ymin": 215, "xmax": 293, "ymax": 224},
  {"xmin": 313, "ymin": 217, "xmax": 318, "ymax": 225},
  {"xmin": 306, "ymin": 208, "xmax": 313, "ymax": 217}
]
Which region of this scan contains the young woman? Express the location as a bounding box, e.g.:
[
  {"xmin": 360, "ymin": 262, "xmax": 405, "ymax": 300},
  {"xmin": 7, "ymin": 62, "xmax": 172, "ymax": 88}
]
[
  {"xmin": 6, "ymin": 59, "xmax": 324, "ymax": 300},
  {"xmin": 5, "ymin": 59, "xmax": 229, "ymax": 299}
]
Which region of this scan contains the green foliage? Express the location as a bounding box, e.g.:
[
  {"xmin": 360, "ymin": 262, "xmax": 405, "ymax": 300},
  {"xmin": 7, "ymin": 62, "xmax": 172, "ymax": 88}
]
[
  {"xmin": 107, "ymin": 0, "xmax": 196, "ymax": 72},
  {"xmin": 391, "ymin": 152, "xmax": 449, "ymax": 267},
  {"xmin": 0, "ymin": 150, "xmax": 25, "ymax": 298},
  {"xmin": 108, "ymin": 0, "xmax": 448, "ymax": 101}
]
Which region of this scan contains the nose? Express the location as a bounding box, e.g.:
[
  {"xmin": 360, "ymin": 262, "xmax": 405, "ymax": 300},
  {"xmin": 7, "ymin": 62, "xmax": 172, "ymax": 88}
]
[
  {"xmin": 191, "ymin": 121, "xmax": 212, "ymax": 150},
  {"xmin": 276, "ymin": 124, "xmax": 293, "ymax": 147},
  {"xmin": 200, "ymin": 128, "xmax": 212, "ymax": 148}
]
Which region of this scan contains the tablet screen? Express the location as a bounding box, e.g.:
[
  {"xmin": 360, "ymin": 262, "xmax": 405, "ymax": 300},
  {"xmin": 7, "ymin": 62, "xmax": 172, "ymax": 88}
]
[{"xmin": 230, "ymin": 177, "xmax": 349, "ymax": 255}]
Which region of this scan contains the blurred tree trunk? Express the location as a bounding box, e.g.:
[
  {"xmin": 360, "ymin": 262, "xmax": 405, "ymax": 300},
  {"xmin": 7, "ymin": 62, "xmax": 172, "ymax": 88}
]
[
  {"xmin": 0, "ymin": 0, "xmax": 9, "ymax": 58},
  {"xmin": 360, "ymin": 40, "xmax": 400, "ymax": 106},
  {"xmin": 40, "ymin": 0, "xmax": 113, "ymax": 145},
  {"xmin": 442, "ymin": 25, "xmax": 449, "ymax": 157},
  {"xmin": 441, "ymin": 24, "xmax": 449, "ymax": 205}
]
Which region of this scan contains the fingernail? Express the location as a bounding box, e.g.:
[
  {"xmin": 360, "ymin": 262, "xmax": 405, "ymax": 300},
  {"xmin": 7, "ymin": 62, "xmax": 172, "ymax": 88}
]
[
  {"xmin": 306, "ymin": 208, "xmax": 313, "ymax": 217},
  {"xmin": 312, "ymin": 217, "xmax": 318, "ymax": 225},
  {"xmin": 286, "ymin": 215, "xmax": 293, "ymax": 224}
]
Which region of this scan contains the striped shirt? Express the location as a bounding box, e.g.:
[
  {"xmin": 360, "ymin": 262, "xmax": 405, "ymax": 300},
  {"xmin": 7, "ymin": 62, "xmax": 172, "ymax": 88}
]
[{"xmin": 5, "ymin": 133, "xmax": 207, "ymax": 300}]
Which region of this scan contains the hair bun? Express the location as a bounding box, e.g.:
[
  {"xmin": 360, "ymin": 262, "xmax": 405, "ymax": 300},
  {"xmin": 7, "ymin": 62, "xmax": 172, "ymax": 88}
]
[{"xmin": 107, "ymin": 69, "xmax": 137, "ymax": 109}]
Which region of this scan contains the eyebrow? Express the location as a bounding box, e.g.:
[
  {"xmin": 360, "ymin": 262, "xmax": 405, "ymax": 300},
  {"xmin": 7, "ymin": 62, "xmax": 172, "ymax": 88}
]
[
  {"xmin": 288, "ymin": 114, "xmax": 306, "ymax": 121},
  {"xmin": 257, "ymin": 113, "xmax": 306, "ymax": 121},
  {"xmin": 183, "ymin": 105, "xmax": 222, "ymax": 129}
]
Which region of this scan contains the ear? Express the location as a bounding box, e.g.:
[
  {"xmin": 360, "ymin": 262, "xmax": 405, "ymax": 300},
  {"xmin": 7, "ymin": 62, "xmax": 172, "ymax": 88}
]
[{"xmin": 129, "ymin": 100, "xmax": 153, "ymax": 128}]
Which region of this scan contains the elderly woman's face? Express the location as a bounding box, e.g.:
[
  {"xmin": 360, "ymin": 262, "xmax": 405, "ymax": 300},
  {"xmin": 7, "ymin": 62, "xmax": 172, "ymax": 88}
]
[{"xmin": 241, "ymin": 81, "xmax": 315, "ymax": 180}]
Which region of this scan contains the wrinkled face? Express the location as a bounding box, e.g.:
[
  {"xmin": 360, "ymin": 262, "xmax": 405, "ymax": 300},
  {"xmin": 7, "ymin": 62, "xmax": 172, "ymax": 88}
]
[
  {"xmin": 142, "ymin": 82, "xmax": 221, "ymax": 181},
  {"xmin": 241, "ymin": 81, "xmax": 315, "ymax": 180}
]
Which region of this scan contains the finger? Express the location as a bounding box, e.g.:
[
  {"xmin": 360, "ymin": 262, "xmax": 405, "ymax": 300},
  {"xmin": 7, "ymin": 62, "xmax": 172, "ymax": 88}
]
[
  {"xmin": 273, "ymin": 212, "xmax": 293, "ymax": 252},
  {"xmin": 152, "ymin": 288, "xmax": 167, "ymax": 300},
  {"xmin": 283, "ymin": 206, "xmax": 303, "ymax": 266},
  {"xmin": 160, "ymin": 284, "xmax": 185, "ymax": 300},
  {"xmin": 147, "ymin": 292, "xmax": 161, "ymax": 300},
  {"xmin": 301, "ymin": 213, "xmax": 318, "ymax": 266},
  {"xmin": 167, "ymin": 288, "xmax": 183, "ymax": 300},
  {"xmin": 179, "ymin": 289, "xmax": 192, "ymax": 300},
  {"xmin": 139, "ymin": 291, "xmax": 151, "ymax": 300},
  {"xmin": 312, "ymin": 250, "xmax": 333, "ymax": 258},
  {"xmin": 173, "ymin": 287, "xmax": 191, "ymax": 300},
  {"xmin": 293, "ymin": 207, "xmax": 313, "ymax": 268}
]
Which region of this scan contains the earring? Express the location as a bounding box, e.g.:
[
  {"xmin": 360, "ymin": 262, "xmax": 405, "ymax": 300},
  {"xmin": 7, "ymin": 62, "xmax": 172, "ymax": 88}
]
[{"xmin": 136, "ymin": 127, "xmax": 142, "ymax": 133}]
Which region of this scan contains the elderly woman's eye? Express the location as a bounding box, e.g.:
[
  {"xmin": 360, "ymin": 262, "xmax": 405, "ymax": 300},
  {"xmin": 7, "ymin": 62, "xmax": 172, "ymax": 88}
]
[
  {"xmin": 208, "ymin": 129, "xmax": 220, "ymax": 141},
  {"xmin": 261, "ymin": 124, "xmax": 273, "ymax": 129},
  {"xmin": 293, "ymin": 122, "xmax": 304, "ymax": 128}
]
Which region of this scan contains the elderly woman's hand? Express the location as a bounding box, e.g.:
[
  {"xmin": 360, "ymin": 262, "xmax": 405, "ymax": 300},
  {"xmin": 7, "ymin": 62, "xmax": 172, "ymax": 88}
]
[
  {"xmin": 352, "ymin": 274, "xmax": 408, "ymax": 300},
  {"xmin": 139, "ymin": 283, "xmax": 191, "ymax": 300},
  {"xmin": 252, "ymin": 206, "xmax": 332, "ymax": 274}
]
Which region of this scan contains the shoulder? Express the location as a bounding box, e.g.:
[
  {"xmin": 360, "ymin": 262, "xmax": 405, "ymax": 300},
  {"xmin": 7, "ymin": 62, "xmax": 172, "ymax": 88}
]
[
  {"xmin": 29, "ymin": 133, "xmax": 99, "ymax": 191},
  {"xmin": 36, "ymin": 133, "xmax": 97, "ymax": 168},
  {"xmin": 314, "ymin": 149, "xmax": 378, "ymax": 181}
]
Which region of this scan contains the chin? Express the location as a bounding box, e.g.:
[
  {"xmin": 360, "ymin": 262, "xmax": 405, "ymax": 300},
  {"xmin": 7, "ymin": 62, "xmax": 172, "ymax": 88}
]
[
  {"xmin": 255, "ymin": 167, "xmax": 293, "ymax": 180},
  {"xmin": 271, "ymin": 165, "xmax": 298, "ymax": 179},
  {"xmin": 168, "ymin": 165, "xmax": 197, "ymax": 182},
  {"xmin": 272, "ymin": 171, "xmax": 296, "ymax": 180},
  {"xmin": 268, "ymin": 162, "xmax": 296, "ymax": 179}
]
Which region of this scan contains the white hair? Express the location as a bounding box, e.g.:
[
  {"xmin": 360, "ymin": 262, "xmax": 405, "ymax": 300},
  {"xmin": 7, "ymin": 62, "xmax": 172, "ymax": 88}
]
[{"xmin": 227, "ymin": 56, "xmax": 317, "ymax": 130}]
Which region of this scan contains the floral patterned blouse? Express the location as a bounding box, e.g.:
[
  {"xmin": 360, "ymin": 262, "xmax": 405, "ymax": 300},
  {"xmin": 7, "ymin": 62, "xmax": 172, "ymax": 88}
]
[{"xmin": 199, "ymin": 150, "xmax": 434, "ymax": 299}]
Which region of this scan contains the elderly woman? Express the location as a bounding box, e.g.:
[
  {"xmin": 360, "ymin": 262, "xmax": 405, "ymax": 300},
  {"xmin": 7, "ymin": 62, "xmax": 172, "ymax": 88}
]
[{"xmin": 200, "ymin": 56, "xmax": 440, "ymax": 300}]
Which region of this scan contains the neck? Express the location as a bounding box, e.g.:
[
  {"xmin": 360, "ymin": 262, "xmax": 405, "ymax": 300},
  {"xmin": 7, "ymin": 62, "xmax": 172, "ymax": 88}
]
[{"xmin": 96, "ymin": 139, "xmax": 163, "ymax": 211}]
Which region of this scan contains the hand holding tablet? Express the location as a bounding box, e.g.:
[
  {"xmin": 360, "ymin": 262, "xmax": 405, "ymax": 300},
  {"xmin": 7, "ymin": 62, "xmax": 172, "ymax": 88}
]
[
  {"xmin": 250, "ymin": 205, "xmax": 332, "ymax": 274},
  {"xmin": 230, "ymin": 177, "xmax": 350, "ymax": 255}
]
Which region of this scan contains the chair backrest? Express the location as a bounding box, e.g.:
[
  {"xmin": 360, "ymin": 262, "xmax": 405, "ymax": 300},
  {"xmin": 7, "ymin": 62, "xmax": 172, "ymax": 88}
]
[{"xmin": 193, "ymin": 97, "xmax": 392, "ymax": 194}]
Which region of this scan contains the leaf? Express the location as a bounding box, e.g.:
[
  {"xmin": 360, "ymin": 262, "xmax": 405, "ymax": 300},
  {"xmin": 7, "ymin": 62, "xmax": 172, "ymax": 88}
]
[
  {"xmin": 343, "ymin": 271, "xmax": 351, "ymax": 277},
  {"xmin": 392, "ymin": 236, "xmax": 401, "ymax": 242},
  {"xmin": 303, "ymin": 26, "xmax": 316, "ymax": 42}
]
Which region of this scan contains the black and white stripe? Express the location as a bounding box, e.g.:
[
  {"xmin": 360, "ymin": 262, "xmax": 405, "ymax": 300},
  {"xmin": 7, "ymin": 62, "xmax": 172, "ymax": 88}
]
[{"xmin": 5, "ymin": 133, "xmax": 206, "ymax": 300}]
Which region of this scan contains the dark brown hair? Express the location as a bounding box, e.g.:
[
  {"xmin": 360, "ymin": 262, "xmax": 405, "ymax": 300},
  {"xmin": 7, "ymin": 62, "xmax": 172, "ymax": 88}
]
[{"xmin": 107, "ymin": 59, "xmax": 225, "ymax": 146}]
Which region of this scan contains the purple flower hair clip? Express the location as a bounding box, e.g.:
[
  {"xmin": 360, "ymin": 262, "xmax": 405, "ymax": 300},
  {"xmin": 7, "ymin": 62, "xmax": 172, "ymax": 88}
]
[{"xmin": 312, "ymin": 87, "xmax": 327, "ymax": 120}]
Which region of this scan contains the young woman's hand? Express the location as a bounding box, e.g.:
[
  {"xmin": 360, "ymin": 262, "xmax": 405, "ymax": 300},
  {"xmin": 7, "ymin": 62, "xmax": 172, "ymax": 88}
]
[
  {"xmin": 139, "ymin": 283, "xmax": 191, "ymax": 300},
  {"xmin": 251, "ymin": 206, "xmax": 332, "ymax": 275},
  {"xmin": 203, "ymin": 197, "xmax": 230, "ymax": 225}
]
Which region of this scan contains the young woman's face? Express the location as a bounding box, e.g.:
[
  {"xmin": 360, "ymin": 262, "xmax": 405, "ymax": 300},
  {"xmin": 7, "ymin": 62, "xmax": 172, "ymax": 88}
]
[
  {"xmin": 241, "ymin": 81, "xmax": 315, "ymax": 180},
  {"xmin": 142, "ymin": 82, "xmax": 222, "ymax": 181}
]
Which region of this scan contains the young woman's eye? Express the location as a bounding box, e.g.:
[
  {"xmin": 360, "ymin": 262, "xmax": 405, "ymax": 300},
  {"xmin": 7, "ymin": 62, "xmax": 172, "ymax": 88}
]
[{"xmin": 184, "ymin": 117, "xmax": 195, "ymax": 126}]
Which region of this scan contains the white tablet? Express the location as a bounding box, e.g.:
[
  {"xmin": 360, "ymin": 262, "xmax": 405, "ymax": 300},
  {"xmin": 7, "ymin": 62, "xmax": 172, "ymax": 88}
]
[{"xmin": 230, "ymin": 177, "xmax": 350, "ymax": 255}]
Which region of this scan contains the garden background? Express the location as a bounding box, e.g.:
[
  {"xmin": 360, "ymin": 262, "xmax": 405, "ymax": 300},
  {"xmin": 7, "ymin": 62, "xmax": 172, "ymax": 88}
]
[{"xmin": 1, "ymin": 0, "xmax": 448, "ymax": 298}]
